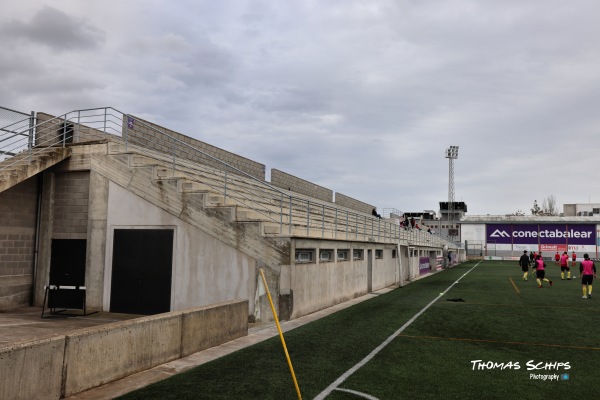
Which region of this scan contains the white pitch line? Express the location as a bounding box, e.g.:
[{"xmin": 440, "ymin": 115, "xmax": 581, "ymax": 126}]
[
  {"xmin": 334, "ymin": 387, "xmax": 380, "ymax": 399},
  {"xmin": 314, "ymin": 261, "xmax": 482, "ymax": 400}
]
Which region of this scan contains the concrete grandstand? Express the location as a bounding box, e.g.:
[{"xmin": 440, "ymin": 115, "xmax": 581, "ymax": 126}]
[{"xmin": 0, "ymin": 106, "xmax": 464, "ymax": 399}]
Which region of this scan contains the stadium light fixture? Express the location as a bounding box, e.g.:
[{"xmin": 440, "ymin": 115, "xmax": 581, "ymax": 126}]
[{"xmin": 445, "ymin": 145, "xmax": 459, "ymax": 159}]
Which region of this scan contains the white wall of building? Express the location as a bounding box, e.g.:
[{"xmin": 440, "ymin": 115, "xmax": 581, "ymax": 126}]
[
  {"xmin": 103, "ymin": 182, "xmax": 255, "ymax": 313},
  {"xmin": 461, "ymin": 224, "xmax": 486, "ymax": 243}
]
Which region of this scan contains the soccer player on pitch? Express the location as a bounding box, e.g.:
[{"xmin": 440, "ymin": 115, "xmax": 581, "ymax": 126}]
[
  {"xmin": 534, "ymin": 254, "xmax": 553, "ymax": 288},
  {"xmin": 519, "ymin": 250, "xmax": 530, "ymax": 281},
  {"xmin": 560, "ymin": 251, "xmax": 571, "ymax": 280},
  {"xmin": 580, "ymin": 254, "xmax": 597, "ymax": 299},
  {"xmin": 554, "ymin": 252, "xmax": 560, "ymax": 266},
  {"xmin": 571, "ymin": 251, "xmax": 577, "ymax": 268}
]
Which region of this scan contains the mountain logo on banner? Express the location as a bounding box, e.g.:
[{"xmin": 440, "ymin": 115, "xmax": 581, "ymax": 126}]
[{"xmin": 490, "ymin": 229, "xmax": 510, "ymax": 238}]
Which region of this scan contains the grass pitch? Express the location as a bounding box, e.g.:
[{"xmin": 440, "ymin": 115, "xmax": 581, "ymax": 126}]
[{"xmin": 118, "ymin": 260, "xmax": 600, "ymax": 399}]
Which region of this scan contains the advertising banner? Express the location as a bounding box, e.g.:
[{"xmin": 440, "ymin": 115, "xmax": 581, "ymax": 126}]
[
  {"xmin": 540, "ymin": 244, "xmax": 567, "ymax": 253},
  {"xmin": 510, "ymin": 224, "xmax": 543, "ymax": 245},
  {"xmin": 486, "ymin": 224, "xmax": 596, "ymax": 246},
  {"xmin": 486, "ymin": 224, "xmax": 513, "ymax": 245},
  {"xmin": 419, "ymin": 256, "xmax": 430, "ymax": 275}
]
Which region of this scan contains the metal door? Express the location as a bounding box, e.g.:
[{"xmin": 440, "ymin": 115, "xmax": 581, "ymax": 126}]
[{"xmin": 110, "ymin": 229, "xmax": 173, "ymax": 315}]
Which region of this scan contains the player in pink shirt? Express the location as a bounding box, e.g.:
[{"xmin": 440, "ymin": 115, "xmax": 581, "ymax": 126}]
[
  {"xmin": 579, "ymin": 254, "xmax": 597, "ymax": 299},
  {"xmin": 560, "ymin": 251, "xmax": 571, "ymax": 280},
  {"xmin": 533, "ymin": 255, "xmax": 553, "ymax": 288}
]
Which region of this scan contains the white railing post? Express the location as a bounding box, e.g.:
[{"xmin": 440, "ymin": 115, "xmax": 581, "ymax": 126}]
[
  {"xmin": 321, "ymin": 204, "xmax": 325, "ymax": 238},
  {"xmin": 334, "ymin": 208, "xmax": 338, "ymax": 239},
  {"xmin": 346, "ymin": 210, "xmax": 349, "ymax": 240},
  {"xmin": 280, "ymin": 193, "xmax": 283, "ymax": 234},
  {"xmin": 306, "ymin": 201, "xmax": 310, "ymax": 236},
  {"xmin": 289, "ymin": 196, "xmax": 292, "ymax": 235}
]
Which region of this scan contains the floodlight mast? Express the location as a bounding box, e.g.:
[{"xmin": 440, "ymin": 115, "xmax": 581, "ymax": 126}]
[{"xmin": 445, "ymin": 146, "xmax": 459, "ymax": 239}]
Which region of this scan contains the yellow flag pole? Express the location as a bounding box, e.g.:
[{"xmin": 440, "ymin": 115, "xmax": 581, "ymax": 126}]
[{"xmin": 259, "ymin": 268, "xmax": 302, "ymax": 399}]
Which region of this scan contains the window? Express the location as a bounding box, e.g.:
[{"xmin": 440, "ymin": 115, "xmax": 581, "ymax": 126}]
[
  {"xmin": 375, "ymin": 249, "xmax": 383, "ymax": 259},
  {"xmin": 295, "ymin": 249, "xmax": 314, "ymax": 263},
  {"xmin": 337, "ymin": 249, "xmax": 349, "ymax": 261},
  {"xmin": 392, "ymin": 249, "xmax": 397, "ymax": 258},
  {"xmin": 353, "ymin": 249, "xmax": 364, "ymax": 260},
  {"xmin": 320, "ymin": 249, "xmax": 333, "ymax": 262}
]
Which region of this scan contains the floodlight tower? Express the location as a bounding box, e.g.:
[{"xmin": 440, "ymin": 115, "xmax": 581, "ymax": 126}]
[{"xmin": 445, "ymin": 146, "xmax": 459, "ymax": 238}]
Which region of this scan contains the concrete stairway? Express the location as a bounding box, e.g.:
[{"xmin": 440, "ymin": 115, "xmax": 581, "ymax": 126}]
[
  {"xmin": 92, "ymin": 142, "xmax": 289, "ymax": 268},
  {"xmin": 109, "ymin": 142, "xmax": 396, "ymax": 240},
  {"xmin": 102, "ymin": 141, "xmax": 440, "ymax": 248},
  {"xmin": 0, "ymin": 147, "xmax": 72, "ymax": 194}
]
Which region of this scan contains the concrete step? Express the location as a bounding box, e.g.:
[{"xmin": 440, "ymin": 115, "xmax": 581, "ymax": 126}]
[{"xmin": 0, "ymin": 147, "xmax": 71, "ymax": 194}]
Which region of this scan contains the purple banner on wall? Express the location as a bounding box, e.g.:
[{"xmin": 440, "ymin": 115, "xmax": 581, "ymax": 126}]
[
  {"xmin": 486, "ymin": 224, "xmax": 596, "ymax": 246},
  {"xmin": 510, "ymin": 224, "xmax": 539, "ymax": 245},
  {"xmin": 419, "ymin": 256, "xmax": 430, "ymax": 275},
  {"xmin": 486, "ymin": 224, "xmax": 513, "ymax": 244}
]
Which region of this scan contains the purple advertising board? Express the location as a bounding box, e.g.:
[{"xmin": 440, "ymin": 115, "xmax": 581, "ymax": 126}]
[
  {"xmin": 486, "ymin": 224, "xmax": 596, "ymax": 246},
  {"xmin": 419, "ymin": 256, "xmax": 430, "ymax": 275},
  {"xmin": 486, "ymin": 224, "xmax": 513, "ymax": 245}
]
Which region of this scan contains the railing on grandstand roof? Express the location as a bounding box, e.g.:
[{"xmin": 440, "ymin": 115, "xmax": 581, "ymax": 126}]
[
  {"xmin": 0, "ymin": 106, "xmax": 35, "ymax": 160},
  {"xmin": 0, "ymin": 106, "xmax": 461, "ymax": 249}
]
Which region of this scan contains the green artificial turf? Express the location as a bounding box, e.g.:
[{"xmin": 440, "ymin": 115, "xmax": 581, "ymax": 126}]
[{"xmin": 118, "ymin": 261, "xmax": 600, "ymax": 399}]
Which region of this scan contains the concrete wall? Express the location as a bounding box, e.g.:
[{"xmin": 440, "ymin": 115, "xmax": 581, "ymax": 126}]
[
  {"xmin": 371, "ymin": 247, "xmax": 399, "ymax": 289},
  {"xmin": 335, "ymin": 192, "xmax": 376, "ymax": 215},
  {"xmin": 270, "ymin": 169, "xmax": 333, "ymax": 202},
  {"xmin": 0, "ymin": 336, "xmax": 66, "ymax": 400},
  {"xmin": 103, "ymin": 182, "xmax": 256, "ymax": 314},
  {"xmin": 35, "ymin": 112, "xmax": 112, "ymax": 146},
  {"xmin": 0, "ymin": 300, "xmax": 248, "ymax": 400},
  {"xmin": 287, "ymin": 239, "xmax": 397, "ymax": 319},
  {"xmin": 125, "ymin": 115, "xmax": 266, "ymax": 180},
  {"xmin": 52, "ymin": 171, "xmax": 89, "ymax": 239},
  {"xmin": 181, "ymin": 300, "xmax": 248, "ymax": 357},
  {"xmin": 0, "ymin": 178, "xmax": 38, "ymax": 310},
  {"xmin": 63, "ymin": 312, "xmax": 183, "ymax": 397}
]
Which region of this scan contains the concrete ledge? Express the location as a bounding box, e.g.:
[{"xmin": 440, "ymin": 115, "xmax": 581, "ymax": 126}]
[
  {"xmin": 63, "ymin": 312, "xmax": 183, "ymax": 397},
  {"xmin": 0, "ymin": 299, "xmax": 248, "ymax": 400},
  {"xmin": 181, "ymin": 300, "xmax": 248, "ymax": 357},
  {"xmin": 0, "ymin": 336, "xmax": 66, "ymax": 400}
]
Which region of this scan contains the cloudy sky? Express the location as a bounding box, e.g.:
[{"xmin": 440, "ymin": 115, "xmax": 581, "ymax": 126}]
[{"xmin": 2, "ymin": 1, "xmax": 600, "ymax": 216}]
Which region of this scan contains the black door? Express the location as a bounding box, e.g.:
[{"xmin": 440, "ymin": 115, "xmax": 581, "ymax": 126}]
[
  {"xmin": 49, "ymin": 239, "xmax": 87, "ymax": 308},
  {"xmin": 110, "ymin": 229, "xmax": 173, "ymax": 315},
  {"xmin": 50, "ymin": 239, "xmax": 87, "ymax": 286}
]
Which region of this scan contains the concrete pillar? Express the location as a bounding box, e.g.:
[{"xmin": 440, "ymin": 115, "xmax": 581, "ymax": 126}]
[
  {"xmin": 34, "ymin": 172, "xmax": 55, "ymax": 306},
  {"xmin": 85, "ymin": 171, "xmax": 109, "ymax": 310}
]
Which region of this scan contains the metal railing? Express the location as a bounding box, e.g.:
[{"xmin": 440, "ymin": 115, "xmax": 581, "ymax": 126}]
[{"xmin": 0, "ymin": 106, "xmax": 461, "ymax": 249}]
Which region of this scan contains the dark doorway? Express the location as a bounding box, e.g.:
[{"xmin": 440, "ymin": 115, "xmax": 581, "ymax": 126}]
[
  {"xmin": 110, "ymin": 229, "xmax": 173, "ymax": 315},
  {"xmin": 48, "ymin": 239, "xmax": 87, "ymax": 309},
  {"xmin": 50, "ymin": 239, "xmax": 87, "ymax": 286}
]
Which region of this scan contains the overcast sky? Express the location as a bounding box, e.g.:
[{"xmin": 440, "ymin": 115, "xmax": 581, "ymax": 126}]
[{"xmin": 2, "ymin": 1, "xmax": 600, "ymax": 216}]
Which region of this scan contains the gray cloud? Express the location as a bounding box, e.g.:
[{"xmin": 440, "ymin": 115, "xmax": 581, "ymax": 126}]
[
  {"xmin": 3, "ymin": 0, "xmax": 600, "ymax": 215},
  {"xmin": 3, "ymin": 6, "xmax": 105, "ymax": 51}
]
